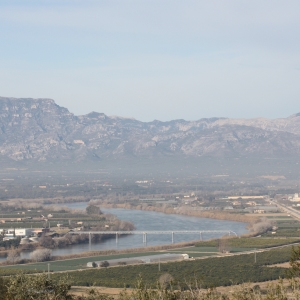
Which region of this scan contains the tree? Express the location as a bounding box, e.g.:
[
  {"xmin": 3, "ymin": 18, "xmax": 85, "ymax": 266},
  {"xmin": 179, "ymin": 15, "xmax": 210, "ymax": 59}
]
[
  {"xmin": 86, "ymin": 205, "xmax": 102, "ymax": 215},
  {"xmin": 100, "ymin": 261, "xmax": 109, "ymax": 268},
  {"xmin": 0, "ymin": 230, "xmax": 5, "ymax": 242},
  {"xmin": 218, "ymin": 238, "xmax": 230, "ymax": 253},
  {"xmin": 30, "ymin": 248, "xmax": 52, "ymax": 262},
  {"xmin": 288, "ymin": 245, "xmax": 300, "ymax": 278},
  {"xmin": 6, "ymin": 273, "xmax": 71, "ymax": 300},
  {"xmin": 159, "ymin": 273, "xmax": 174, "ymax": 289},
  {"xmin": 39, "ymin": 235, "xmax": 55, "ymax": 248},
  {"xmin": 0, "ymin": 277, "xmax": 7, "ymax": 298},
  {"xmin": 6, "ymin": 248, "xmax": 20, "ymax": 264}
]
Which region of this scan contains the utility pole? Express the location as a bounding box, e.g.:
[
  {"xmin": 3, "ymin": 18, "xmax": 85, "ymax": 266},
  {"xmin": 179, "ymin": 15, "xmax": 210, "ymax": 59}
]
[
  {"xmin": 48, "ymin": 263, "xmax": 50, "ymax": 279},
  {"xmin": 254, "ymin": 249, "xmax": 256, "ymax": 263},
  {"xmin": 159, "ymin": 258, "xmax": 160, "ymax": 272}
]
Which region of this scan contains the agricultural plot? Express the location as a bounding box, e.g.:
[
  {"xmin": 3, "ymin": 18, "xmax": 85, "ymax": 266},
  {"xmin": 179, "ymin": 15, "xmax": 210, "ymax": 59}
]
[
  {"xmin": 0, "ymin": 251, "xmax": 161, "ymax": 272},
  {"xmin": 195, "ymin": 237, "xmax": 300, "ymax": 250},
  {"xmin": 263, "ymin": 219, "xmax": 300, "ymax": 237},
  {"xmin": 49, "ymin": 245, "xmax": 296, "ymax": 288}
]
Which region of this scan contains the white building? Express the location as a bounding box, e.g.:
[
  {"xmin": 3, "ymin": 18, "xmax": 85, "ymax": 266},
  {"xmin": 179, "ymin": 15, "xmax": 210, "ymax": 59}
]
[{"xmin": 0, "ymin": 228, "xmax": 33, "ymax": 238}]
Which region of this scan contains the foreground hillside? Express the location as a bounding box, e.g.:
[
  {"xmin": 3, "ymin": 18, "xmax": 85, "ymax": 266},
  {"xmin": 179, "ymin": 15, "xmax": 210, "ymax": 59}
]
[{"xmin": 1, "ymin": 96, "xmax": 300, "ymax": 163}]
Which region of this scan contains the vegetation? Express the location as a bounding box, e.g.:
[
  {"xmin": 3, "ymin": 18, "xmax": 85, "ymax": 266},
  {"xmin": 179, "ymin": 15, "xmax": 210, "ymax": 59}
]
[
  {"xmin": 86, "ymin": 205, "xmax": 102, "ymax": 215},
  {"xmin": 100, "ymin": 261, "xmax": 109, "ymax": 268},
  {"xmin": 2, "ymin": 247, "xmax": 300, "ymax": 299},
  {"xmin": 44, "ymin": 246, "xmax": 294, "ymax": 288},
  {"xmin": 0, "ymin": 203, "xmax": 134, "ymax": 257},
  {"xmin": 2, "ymin": 157, "xmax": 300, "ymax": 298},
  {"xmin": 0, "ymin": 238, "xmax": 20, "ymax": 249},
  {"xmin": 195, "ymin": 237, "xmax": 300, "ymax": 249},
  {"xmin": 30, "ymin": 248, "xmax": 52, "ymax": 262},
  {"xmin": 3, "ymin": 273, "xmax": 71, "ymax": 300},
  {"xmin": 6, "ymin": 248, "xmax": 20, "ymax": 264}
]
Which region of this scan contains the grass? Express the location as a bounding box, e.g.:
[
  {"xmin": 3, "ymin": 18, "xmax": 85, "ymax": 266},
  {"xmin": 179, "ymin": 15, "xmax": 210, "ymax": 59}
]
[
  {"xmin": 195, "ymin": 237, "xmax": 300, "ymax": 249},
  {"xmin": 4, "ymin": 237, "xmax": 299, "ymax": 274},
  {"xmin": 49, "ymin": 245, "xmax": 295, "ymax": 288},
  {"xmin": 262, "ymin": 218, "xmax": 300, "ymax": 237},
  {"xmin": 0, "ymin": 251, "xmax": 162, "ymax": 272},
  {"xmin": 169, "ymin": 246, "xmax": 218, "ymax": 252}
]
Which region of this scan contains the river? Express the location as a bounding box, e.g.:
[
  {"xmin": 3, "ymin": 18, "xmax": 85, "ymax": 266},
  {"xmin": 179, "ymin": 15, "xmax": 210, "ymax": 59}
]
[
  {"xmin": 22, "ymin": 202, "xmax": 248, "ymax": 257},
  {"xmin": 0, "ymin": 203, "xmax": 248, "ymax": 261}
]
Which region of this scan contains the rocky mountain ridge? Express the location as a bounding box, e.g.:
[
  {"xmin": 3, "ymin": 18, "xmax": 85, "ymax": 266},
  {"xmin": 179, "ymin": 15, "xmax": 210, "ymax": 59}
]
[{"xmin": 1, "ymin": 96, "xmax": 300, "ymax": 162}]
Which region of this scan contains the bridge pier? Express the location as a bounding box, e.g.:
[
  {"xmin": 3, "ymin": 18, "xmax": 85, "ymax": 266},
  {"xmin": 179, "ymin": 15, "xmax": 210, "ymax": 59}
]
[
  {"xmin": 143, "ymin": 232, "xmax": 147, "ymax": 244},
  {"xmin": 71, "ymin": 230, "xmax": 238, "ymax": 245}
]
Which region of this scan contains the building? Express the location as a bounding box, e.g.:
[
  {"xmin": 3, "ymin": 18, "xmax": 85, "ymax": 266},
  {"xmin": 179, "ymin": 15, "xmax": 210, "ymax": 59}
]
[
  {"xmin": 245, "ymin": 206, "xmax": 278, "ymax": 213},
  {"xmin": 291, "ymin": 193, "xmax": 300, "ymax": 202},
  {"xmin": 0, "ymin": 228, "xmax": 33, "ymax": 238},
  {"xmin": 87, "ymin": 253, "xmax": 189, "ymax": 268}
]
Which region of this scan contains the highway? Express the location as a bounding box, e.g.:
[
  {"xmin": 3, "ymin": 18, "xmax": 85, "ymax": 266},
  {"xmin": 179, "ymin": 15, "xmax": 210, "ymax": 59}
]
[{"xmin": 271, "ymin": 200, "xmax": 300, "ymax": 222}]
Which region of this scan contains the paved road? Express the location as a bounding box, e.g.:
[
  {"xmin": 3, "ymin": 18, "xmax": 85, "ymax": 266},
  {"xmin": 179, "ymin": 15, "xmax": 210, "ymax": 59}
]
[{"xmin": 271, "ymin": 200, "xmax": 300, "ymax": 222}]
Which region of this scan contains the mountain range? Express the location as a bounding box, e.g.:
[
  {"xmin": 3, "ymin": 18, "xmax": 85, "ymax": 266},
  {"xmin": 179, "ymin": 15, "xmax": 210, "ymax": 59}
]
[{"xmin": 1, "ymin": 96, "xmax": 300, "ymax": 163}]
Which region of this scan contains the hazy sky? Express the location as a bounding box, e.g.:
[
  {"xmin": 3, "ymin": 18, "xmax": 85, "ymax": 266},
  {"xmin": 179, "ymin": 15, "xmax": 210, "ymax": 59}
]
[{"xmin": 1, "ymin": 1, "xmax": 299, "ymax": 121}]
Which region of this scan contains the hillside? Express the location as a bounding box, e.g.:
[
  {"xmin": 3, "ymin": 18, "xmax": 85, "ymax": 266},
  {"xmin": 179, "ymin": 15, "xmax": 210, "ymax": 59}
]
[{"xmin": 1, "ymin": 96, "xmax": 300, "ymax": 163}]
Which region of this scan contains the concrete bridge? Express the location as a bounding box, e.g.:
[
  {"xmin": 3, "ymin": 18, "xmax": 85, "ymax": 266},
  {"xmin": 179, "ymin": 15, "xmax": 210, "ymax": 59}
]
[{"xmin": 71, "ymin": 230, "xmax": 238, "ymax": 245}]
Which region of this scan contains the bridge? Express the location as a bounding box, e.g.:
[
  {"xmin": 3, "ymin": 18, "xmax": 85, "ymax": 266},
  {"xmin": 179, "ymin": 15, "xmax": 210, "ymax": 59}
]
[{"xmin": 71, "ymin": 230, "xmax": 238, "ymax": 245}]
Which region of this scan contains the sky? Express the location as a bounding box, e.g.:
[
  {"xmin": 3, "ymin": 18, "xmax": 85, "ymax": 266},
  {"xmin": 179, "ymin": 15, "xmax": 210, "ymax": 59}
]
[{"xmin": 1, "ymin": 1, "xmax": 299, "ymax": 121}]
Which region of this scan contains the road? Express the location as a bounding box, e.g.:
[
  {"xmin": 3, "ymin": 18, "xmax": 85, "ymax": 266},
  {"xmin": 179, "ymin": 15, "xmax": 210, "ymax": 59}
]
[{"xmin": 271, "ymin": 200, "xmax": 300, "ymax": 222}]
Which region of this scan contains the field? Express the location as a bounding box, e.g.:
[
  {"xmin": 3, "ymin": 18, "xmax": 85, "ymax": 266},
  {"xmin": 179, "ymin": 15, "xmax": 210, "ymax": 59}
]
[
  {"xmin": 0, "ymin": 251, "xmax": 160, "ymax": 272},
  {"xmin": 47, "ymin": 245, "xmax": 295, "ymax": 288},
  {"xmin": 263, "ymin": 218, "xmax": 300, "ymax": 237},
  {"xmin": 1, "ymin": 240, "xmax": 299, "ymax": 288},
  {"xmin": 2, "ymin": 195, "xmax": 300, "ymax": 289},
  {"xmin": 195, "ymin": 237, "xmax": 300, "ymax": 249},
  {"xmin": 3, "ymin": 236, "xmax": 299, "ymax": 273}
]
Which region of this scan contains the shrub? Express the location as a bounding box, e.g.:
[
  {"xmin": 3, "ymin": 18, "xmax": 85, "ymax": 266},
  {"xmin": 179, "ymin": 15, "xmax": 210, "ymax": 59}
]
[
  {"xmin": 30, "ymin": 248, "xmax": 52, "ymax": 262},
  {"xmin": 6, "ymin": 273, "xmax": 71, "ymax": 300},
  {"xmin": 100, "ymin": 261, "xmax": 109, "ymax": 268},
  {"xmin": 6, "ymin": 248, "xmax": 20, "ymax": 264},
  {"xmin": 86, "ymin": 205, "xmax": 102, "ymax": 215}
]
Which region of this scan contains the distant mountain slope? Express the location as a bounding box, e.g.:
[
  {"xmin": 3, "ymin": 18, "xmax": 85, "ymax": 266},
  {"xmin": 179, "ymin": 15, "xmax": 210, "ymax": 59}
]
[{"xmin": 1, "ymin": 96, "xmax": 300, "ymax": 162}]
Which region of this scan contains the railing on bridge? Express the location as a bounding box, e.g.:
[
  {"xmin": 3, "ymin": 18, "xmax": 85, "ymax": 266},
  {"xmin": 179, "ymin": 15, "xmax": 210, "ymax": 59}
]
[{"xmin": 71, "ymin": 230, "xmax": 238, "ymax": 245}]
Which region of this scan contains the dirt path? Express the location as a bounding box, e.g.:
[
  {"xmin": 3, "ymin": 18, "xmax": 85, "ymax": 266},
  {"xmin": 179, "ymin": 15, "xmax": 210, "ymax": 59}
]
[{"xmin": 70, "ymin": 286, "xmax": 132, "ymax": 297}]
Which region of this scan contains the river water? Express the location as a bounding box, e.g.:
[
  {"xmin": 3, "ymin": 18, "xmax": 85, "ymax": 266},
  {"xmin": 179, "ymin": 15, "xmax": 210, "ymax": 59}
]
[
  {"xmin": 0, "ymin": 203, "xmax": 248, "ymax": 260},
  {"xmin": 29, "ymin": 203, "xmax": 248, "ymax": 257}
]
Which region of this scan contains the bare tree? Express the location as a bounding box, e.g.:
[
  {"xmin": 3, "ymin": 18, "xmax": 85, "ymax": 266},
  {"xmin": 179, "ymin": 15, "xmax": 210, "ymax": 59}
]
[
  {"xmin": 39, "ymin": 235, "xmax": 55, "ymax": 248},
  {"xmin": 159, "ymin": 273, "xmax": 174, "ymax": 289},
  {"xmin": 251, "ymin": 217, "xmax": 274, "ymax": 234},
  {"xmin": 218, "ymin": 238, "xmax": 230, "ymax": 253},
  {"xmin": 6, "ymin": 248, "xmax": 20, "ymax": 264},
  {"xmin": 30, "ymin": 248, "xmax": 52, "ymax": 262}
]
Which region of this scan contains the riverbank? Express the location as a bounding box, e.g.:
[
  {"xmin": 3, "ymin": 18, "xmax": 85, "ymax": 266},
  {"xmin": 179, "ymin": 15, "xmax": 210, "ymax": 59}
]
[
  {"xmin": 7, "ymin": 196, "xmax": 258, "ymax": 224},
  {"xmin": 52, "ymin": 240, "xmax": 197, "ymax": 261},
  {"xmin": 94, "ymin": 202, "xmax": 258, "ymax": 225}
]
